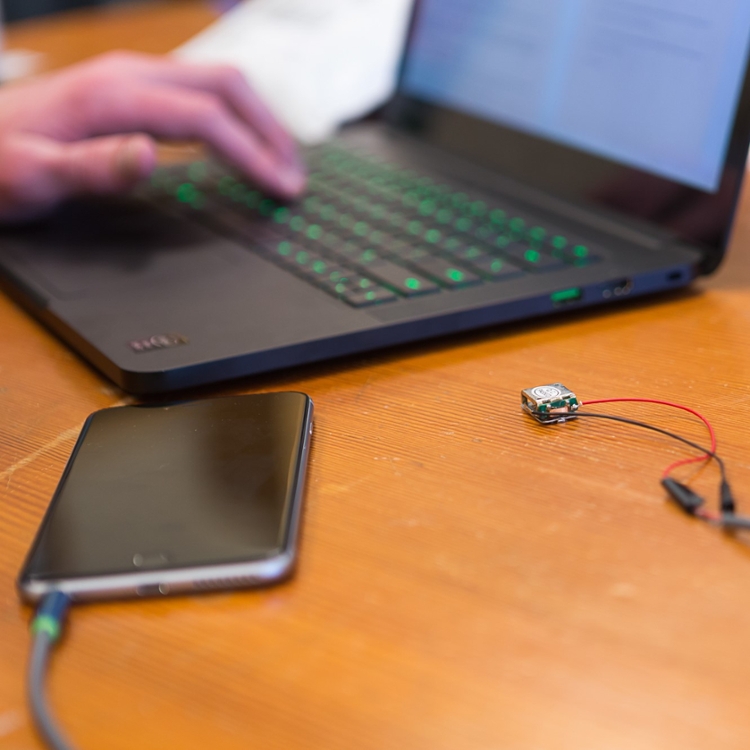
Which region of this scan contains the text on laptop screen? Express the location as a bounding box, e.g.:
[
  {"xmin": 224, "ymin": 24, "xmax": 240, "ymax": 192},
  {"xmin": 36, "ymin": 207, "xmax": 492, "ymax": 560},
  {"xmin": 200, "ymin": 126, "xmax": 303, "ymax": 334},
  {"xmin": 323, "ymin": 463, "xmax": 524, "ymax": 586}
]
[{"xmin": 401, "ymin": 0, "xmax": 750, "ymax": 192}]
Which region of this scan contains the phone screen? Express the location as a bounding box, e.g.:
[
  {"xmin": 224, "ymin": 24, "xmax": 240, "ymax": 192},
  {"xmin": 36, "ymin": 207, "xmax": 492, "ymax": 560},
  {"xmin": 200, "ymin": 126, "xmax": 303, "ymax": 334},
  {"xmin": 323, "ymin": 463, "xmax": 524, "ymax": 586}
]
[{"xmin": 20, "ymin": 393, "xmax": 312, "ymax": 586}]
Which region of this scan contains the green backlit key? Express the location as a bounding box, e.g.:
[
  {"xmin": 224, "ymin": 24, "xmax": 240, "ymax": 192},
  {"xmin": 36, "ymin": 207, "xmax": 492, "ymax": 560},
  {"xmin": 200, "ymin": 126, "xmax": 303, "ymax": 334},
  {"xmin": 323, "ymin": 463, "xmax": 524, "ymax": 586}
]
[
  {"xmin": 502, "ymin": 242, "xmax": 565, "ymax": 271},
  {"xmin": 342, "ymin": 286, "xmax": 398, "ymax": 307},
  {"xmin": 408, "ymin": 255, "xmax": 482, "ymax": 288},
  {"xmin": 359, "ymin": 259, "xmax": 439, "ymax": 297},
  {"xmin": 466, "ymin": 254, "xmax": 525, "ymax": 280}
]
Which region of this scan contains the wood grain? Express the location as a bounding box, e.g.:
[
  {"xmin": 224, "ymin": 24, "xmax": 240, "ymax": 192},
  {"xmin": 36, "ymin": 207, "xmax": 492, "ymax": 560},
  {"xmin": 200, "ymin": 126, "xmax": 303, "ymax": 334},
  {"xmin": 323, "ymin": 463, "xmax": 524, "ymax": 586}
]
[{"xmin": 4, "ymin": 4, "xmax": 750, "ymax": 749}]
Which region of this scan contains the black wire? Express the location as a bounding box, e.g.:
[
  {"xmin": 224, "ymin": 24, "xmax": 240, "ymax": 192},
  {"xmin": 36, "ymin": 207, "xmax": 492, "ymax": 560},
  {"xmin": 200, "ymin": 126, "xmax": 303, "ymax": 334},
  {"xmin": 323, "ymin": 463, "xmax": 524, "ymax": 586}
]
[
  {"xmin": 568, "ymin": 411, "xmax": 727, "ymax": 483},
  {"xmin": 566, "ymin": 411, "xmax": 750, "ymax": 531},
  {"xmin": 29, "ymin": 632, "xmax": 77, "ymax": 750},
  {"xmin": 28, "ymin": 592, "xmax": 76, "ymax": 750}
]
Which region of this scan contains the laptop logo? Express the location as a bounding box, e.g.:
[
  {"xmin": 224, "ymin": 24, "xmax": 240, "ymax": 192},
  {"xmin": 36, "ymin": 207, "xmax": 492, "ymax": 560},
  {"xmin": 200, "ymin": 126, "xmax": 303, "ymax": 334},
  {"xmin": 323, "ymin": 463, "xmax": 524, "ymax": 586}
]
[{"xmin": 129, "ymin": 333, "xmax": 188, "ymax": 353}]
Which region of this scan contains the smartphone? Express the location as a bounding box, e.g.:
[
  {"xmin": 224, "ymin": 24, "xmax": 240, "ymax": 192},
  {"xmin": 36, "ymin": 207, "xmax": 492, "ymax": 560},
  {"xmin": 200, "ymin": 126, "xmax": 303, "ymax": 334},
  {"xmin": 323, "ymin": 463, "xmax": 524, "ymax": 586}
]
[{"xmin": 17, "ymin": 392, "xmax": 313, "ymax": 602}]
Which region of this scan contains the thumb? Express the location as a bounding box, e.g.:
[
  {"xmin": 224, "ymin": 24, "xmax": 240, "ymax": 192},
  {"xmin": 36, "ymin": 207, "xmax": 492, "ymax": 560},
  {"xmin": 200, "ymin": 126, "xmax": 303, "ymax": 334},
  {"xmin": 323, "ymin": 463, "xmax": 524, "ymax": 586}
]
[
  {"xmin": 48, "ymin": 133, "xmax": 158, "ymax": 195},
  {"xmin": 0, "ymin": 133, "xmax": 157, "ymax": 221}
]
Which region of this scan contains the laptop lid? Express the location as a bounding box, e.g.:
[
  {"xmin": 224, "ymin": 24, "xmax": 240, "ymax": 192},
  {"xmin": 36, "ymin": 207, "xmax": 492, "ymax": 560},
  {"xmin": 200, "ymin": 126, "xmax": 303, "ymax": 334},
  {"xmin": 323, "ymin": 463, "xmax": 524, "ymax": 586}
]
[{"xmin": 385, "ymin": 0, "xmax": 750, "ymax": 273}]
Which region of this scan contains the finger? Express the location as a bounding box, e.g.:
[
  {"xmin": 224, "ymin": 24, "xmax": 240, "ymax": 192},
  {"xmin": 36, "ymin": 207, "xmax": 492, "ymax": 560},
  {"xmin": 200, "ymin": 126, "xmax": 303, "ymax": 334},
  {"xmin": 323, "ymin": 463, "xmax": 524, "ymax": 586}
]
[
  {"xmin": 71, "ymin": 83, "xmax": 305, "ymax": 197},
  {"xmin": 50, "ymin": 133, "xmax": 158, "ymax": 194},
  {"xmin": 0, "ymin": 133, "xmax": 156, "ymax": 220},
  {"xmin": 143, "ymin": 59, "xmax": 299, "ymax": 163},
  {"xmin": 67, "ymin": 52, "xmax": 300, "ymax": 165}
]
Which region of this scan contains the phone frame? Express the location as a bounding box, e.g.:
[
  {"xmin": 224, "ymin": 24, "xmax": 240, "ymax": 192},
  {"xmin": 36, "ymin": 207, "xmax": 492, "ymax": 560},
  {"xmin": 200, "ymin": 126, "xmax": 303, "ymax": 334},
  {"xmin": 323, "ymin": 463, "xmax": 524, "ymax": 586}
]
[{"xmin": 17, "ymin": 394, "xmax": 314, "ymax": 603}]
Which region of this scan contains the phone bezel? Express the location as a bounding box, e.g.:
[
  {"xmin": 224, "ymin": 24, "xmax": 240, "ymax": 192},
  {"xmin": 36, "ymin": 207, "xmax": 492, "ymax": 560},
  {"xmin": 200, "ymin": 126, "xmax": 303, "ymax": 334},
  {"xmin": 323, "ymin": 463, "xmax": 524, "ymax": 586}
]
[{"xmin": 17, "ymin": 393, "xmax": 314, "ymax": 603}]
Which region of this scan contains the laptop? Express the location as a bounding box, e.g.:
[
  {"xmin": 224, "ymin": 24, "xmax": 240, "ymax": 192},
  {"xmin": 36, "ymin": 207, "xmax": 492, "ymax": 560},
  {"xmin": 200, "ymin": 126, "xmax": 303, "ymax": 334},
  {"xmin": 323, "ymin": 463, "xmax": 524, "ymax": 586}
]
[{"xmin": 2, "ymin": 0, "xmax": 750, "ymax": 395}]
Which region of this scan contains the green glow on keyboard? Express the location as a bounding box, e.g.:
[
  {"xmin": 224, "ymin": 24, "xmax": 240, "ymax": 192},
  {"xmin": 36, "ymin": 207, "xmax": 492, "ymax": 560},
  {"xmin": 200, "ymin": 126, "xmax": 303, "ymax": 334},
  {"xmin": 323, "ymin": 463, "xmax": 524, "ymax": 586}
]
[
  {"xmin": 573, "ymin": 245, "xmax": 589, "ymax": 257},
  {"xmin": 295, "ymin": 251, "xmax": 309, "ymax": 264},
  {"xmin": 273, "ymin": 207, "xmax": 290, "ymax": 223},
  {"xmin": 360, "ymin": 279, "xmax": 372, "ymax": 289},
  {"xmin": 231, "ymin": 184, "xmax": 248, "ymax": 202},
  {"xmin": 469, "ymin": 201, "xmax": 486, "ymax": 217},
  {"xmin": 490, "ymin": 209, "xmax": 506, "ymax": 225},
  {"xmin": 218, "ymin": 176, "xmax": 234, "ymax": 195},
  {"xmin": 447, "ymin": 268, "xmax": 464, "ymax": 282},
  {"xmin": 176, "ymin": 183, "xmax": 195, "ymax": 203},
  {"xmin": 425, "ymin": 229, "xmax": 442, "ymax": 244},
  {"xmin": 525, "ymin": 250, "xmax": 541, "ymax": 263},
  {"xmin": 245, "ymin": 191, "xmax": 260, "ymax": 209},
  {"xmin": 277, "ymin": 241, "xmax": 292, "ymax": 256},
  {"xmin": 307, "ymin": 224, "xmax": 323, "ymax": 240},
  {"xmin": 551, "ymin": 235, "xmax": 567, "ymax": 250},
  {"xmin": 509, "ymin": 218, "xmax": 526, "ymax": 233},
  {"xmin": 490, "ymin": 259, "xmax": 504, "ymax": 273},
  {"xmin": 419, "ymin": 200, "xmax": 436, "ymax": 216},
  {"xmin": 455, "ymin": 218, "xmax": 472, "ymax": 232},
  {"xmin": 529, "ymin": 227, "xmax": 546, "ymax": 242},
  {"xmin": 353, "ymin": 221, "xmax": 369, "ymax": 236},
  {"xmin": 289, "ymin": 216, "xmax": 305, "ymax": 232},
  {"xmin": 436, "ymin": 209, "xmax": 453, "ymax": 224},
  {"xmin": 405, "ymin": 277, "xmax": 422, "ymax": 290},
  {"xmin": 312, "ymin": 260, "xmax": 327, "ymax": 274},
  {"xmin": 259, "ymin": 199, "xmax": 276, "ymax": 216},
  {"xmin": 408, "ymin": 220, "xmax": 423, "ymax": 235},
  {"xmin": 335, "ymin": 283, "xmax": 346, "ymax": 294},
  {"xmin": 187, "ymin": 162, "xmax": 207, "ymax": 182}
]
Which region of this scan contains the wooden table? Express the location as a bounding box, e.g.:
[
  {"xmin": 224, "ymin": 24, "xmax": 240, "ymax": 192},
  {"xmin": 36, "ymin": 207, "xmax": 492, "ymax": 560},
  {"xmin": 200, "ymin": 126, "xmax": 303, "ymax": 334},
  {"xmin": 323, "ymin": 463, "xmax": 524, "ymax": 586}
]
[{"xmin": 3, "ymin": 3, "xmax": 750, "ymax": 748}]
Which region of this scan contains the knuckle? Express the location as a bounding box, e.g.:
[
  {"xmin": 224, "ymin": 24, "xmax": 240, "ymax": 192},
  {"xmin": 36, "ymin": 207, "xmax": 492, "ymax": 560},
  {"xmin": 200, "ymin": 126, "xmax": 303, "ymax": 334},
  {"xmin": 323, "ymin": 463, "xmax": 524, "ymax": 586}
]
[
  {"xmin": 216, "ymin": 65, "xmax": 246, "ymax": 89},
  {"xmin": 191, "ymin": 94, "xmax": 226, "ymax": 131},
  {"xmin": 64, "ymin": 73, "xmax": 109, "ymax": 118}
]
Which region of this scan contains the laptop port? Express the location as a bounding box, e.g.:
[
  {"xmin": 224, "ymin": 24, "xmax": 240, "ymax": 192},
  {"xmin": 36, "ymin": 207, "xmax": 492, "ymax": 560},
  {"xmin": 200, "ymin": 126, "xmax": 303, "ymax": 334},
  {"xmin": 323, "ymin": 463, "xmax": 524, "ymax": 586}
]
[
  {"xmin": 550, "ymin": 288, "xmax": 583, "ymax": 305},
  {"xmin": 602, "ymin": 279, "xmax": 633, "ymax": 299}
]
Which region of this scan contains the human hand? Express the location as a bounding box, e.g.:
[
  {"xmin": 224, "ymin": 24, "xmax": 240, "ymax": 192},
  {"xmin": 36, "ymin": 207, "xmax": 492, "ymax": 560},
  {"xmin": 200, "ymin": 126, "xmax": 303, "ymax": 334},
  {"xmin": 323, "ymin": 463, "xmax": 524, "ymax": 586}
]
[{"xmin": 0, "ymin": 51, "xmax": 306, "ymax": 220}]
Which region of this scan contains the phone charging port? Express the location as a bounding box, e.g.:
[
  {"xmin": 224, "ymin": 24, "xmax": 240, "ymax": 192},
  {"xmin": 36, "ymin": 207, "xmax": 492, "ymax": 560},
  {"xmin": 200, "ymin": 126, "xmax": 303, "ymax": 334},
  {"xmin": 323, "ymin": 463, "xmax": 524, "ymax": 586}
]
[{"xmin": 602, "ymin": 279, "xmax": 633, "ymax": 299}]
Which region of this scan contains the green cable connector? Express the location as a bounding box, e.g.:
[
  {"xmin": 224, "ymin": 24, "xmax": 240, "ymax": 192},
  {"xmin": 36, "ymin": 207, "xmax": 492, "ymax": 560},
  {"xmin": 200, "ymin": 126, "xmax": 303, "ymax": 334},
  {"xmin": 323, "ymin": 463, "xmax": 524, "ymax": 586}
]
[{"xmin": 31, "ymin": 615, "xmax": 61, "ymax": 642}]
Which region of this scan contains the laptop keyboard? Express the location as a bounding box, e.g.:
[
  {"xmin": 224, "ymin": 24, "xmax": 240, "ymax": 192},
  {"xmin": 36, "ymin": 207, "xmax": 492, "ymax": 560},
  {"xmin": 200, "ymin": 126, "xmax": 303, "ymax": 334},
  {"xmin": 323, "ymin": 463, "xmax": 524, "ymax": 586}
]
[{"xmin": 146, "ymin": 145, "xmax": 602, "ymax": 308}]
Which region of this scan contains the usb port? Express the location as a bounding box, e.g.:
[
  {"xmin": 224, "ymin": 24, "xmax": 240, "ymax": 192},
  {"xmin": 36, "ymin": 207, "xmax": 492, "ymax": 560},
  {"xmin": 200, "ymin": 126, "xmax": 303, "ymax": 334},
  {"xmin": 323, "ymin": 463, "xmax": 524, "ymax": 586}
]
[{"xmin": 550, "ymin": 288, "xmax": 583, "ymax": 305}]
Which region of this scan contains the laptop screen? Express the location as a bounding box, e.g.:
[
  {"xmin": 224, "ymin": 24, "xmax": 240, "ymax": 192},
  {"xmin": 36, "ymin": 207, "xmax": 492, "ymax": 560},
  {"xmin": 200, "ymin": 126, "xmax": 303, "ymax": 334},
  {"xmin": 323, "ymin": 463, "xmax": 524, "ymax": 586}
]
[{"xmin": 400, "ymin": 0, "xmax": 750, "ymax": 193}]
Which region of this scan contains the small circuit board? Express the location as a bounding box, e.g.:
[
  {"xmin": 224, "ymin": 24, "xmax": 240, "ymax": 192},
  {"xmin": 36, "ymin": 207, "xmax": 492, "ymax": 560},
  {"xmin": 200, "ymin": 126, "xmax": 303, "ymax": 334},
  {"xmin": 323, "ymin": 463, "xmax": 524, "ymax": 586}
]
[{"xmin": 521, "ymin": 384, "xmax": 579, "ymax": 423}]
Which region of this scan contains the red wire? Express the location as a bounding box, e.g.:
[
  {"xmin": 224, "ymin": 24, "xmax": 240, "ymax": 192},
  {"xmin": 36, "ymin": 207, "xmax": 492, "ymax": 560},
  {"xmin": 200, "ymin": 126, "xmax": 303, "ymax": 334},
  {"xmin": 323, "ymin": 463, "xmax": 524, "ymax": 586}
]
[{"xmin": 580, "ymin": 398, "xmax": 717, "ymax": 478}]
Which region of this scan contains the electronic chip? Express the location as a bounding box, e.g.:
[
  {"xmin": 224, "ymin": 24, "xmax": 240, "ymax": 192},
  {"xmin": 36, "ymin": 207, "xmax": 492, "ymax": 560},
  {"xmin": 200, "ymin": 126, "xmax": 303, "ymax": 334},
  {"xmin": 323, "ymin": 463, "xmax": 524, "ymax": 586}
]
[{"xmin": 521, "ymin": 384, "xmax": 579, "ymax": 423}]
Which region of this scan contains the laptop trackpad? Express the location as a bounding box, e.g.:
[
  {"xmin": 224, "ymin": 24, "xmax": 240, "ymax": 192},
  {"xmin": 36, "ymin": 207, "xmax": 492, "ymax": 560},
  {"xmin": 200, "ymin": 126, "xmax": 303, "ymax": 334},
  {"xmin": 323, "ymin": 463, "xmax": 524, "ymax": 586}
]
[{"xmin": 0, "ymin": 198, "xmax": 239, "ymax": 299}]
